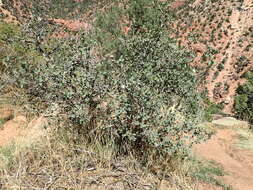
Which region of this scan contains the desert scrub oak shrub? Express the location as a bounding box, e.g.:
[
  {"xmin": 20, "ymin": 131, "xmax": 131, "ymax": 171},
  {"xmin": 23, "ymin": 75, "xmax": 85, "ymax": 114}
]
[
  {"xmin": 12, "ymin": 29, "xmax": 207, "ymax": 161},
  {"xmin": 4, "ymin": 0, "xmax": 208, "ymax": 167},
  {"xmin": 234, "ymin": 71, "xmax": 253, "ymax": 124}
]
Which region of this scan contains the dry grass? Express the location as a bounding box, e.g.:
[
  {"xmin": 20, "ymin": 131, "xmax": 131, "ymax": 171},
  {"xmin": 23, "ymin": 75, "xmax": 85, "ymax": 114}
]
[
  {"xmin": 0, "ymin": 89, "xmax": 199, "ymax": 189},
  {"xmin": 235, "ymin": 128, "xmax": 253, "ymax": 151},
  {"xmin": 185, "ymin": 156, "xmax": 233, "ymax": 190},
  {"xmin": 0, "ymin": 125, "xmax": 198, "ymax": 190}
]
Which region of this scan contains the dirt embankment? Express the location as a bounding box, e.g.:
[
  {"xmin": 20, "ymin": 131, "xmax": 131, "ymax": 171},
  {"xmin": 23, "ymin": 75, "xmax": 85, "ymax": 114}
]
[{"xmin": 0, "ymin": 105, "xmax": 48, "ymax": 147}]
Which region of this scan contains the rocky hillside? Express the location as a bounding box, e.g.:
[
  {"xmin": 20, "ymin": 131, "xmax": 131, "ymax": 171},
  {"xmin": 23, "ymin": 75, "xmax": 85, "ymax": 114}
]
[{"xmin": 171, "ymin": 0, "xmax": 253, "ymax": 113}]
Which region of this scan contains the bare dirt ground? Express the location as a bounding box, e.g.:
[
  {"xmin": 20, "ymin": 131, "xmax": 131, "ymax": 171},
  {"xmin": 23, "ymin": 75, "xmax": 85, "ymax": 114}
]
[
  {"xmin": 0, "ymin": 115, "xmax": 26, "ymax": 146},
  {"xmin": 0, "ymin": 105, "xmax": 48, "ymax": 147},
  {"xmin": 195, "ymin": 126, "xmax": 253, "ymax": 190}
]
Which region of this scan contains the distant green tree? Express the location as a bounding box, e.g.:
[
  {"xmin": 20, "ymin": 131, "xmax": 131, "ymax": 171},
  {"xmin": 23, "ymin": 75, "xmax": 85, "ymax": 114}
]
[{"xmin": 234, "ymin": 71, "xmax": 253, "ymax": 124}]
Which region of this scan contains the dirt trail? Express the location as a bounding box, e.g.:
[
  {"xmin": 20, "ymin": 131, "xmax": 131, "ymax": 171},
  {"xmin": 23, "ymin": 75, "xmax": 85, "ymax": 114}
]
[{"xmin": 195, "ymin": 127, "xmax": 253, "ymax": 190}]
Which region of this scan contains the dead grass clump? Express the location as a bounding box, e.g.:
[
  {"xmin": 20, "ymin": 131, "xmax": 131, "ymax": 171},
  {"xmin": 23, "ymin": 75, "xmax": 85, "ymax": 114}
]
[
  {"xmin": 0, "ymin": 125, "xmax": 197, "ymax": 190},
  {"xmin": 235, "ymin": 128, "xmax": 253, "ymax": 150}
]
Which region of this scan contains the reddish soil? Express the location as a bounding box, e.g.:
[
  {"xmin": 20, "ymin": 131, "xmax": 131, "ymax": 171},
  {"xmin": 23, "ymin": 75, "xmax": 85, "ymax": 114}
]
[
  {"xmin": 0, "ymin": 115, "xmax": 27, "ymax": 146},
  {"xmin": 0, "ymin": 104, "xmax": 48, "ymax": 147},
  {"xmin": 170, "ymin": 0, "xmax": 186, "ymax": 9},
  {"xmin": 194, "ymin": 129, "xmax": 253, "ymax": 190},
  {"xmin": 52, "ymin": 18, "xmax": 91, "ymax": 32},
  {"xmin": 0, "ymin": 6, "xmax": 19, "ymax": 24}
]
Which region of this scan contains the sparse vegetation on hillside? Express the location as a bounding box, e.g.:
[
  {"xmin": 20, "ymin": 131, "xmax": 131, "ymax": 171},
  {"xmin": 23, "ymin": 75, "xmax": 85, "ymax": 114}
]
[
  {"xmin": 2, "ymin": 0, "xmax": 100, "ymax": 19},
  {"xmin": 170, "ymin": 0, "xmax": 253, "ymax": 113}
]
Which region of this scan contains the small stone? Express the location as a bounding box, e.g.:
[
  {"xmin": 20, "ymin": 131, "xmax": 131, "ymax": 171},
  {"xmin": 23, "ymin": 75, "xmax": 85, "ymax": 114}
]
[{"xmin": 224, "ymin": 97, "xmax": 231, "ymax": 104}]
